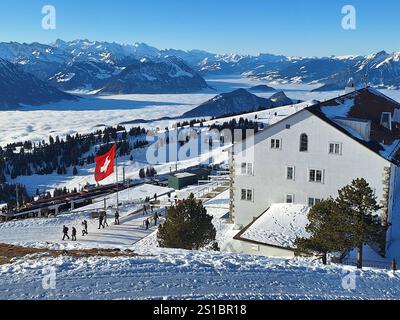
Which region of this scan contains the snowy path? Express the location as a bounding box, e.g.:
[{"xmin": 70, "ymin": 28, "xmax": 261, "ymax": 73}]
[
  {"xmin": 78, "ymin": 211, "xmax": 165, "ymax": 248},
  {"xmin": 0, "ymin": 184, "xmax": 172, "ymax": 249},
  {"xmin": 1, "ymin": 250, "xmax": 400, "ymax": 300}
]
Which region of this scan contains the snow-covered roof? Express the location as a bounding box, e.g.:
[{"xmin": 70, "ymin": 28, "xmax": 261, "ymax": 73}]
[
  {"xmin": 306, "ymin": 87, "xmax": 400, "ymax": 164},
  {"xmin": 174, "ymin": 172, "xmax": 196, "ymax": 178},
  {"xmin": 236, "ymin": 204, "xmax": 309, "ymax": 249}
]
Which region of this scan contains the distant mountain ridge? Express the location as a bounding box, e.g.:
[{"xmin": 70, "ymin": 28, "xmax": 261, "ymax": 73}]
[
  {"xmin": 182, "ymin": 88, "xmax": 294, "ymax": 118},
  {"xmin": 0, "ymin": 40, "xmax": 210, "ymax": 99},
  {"xmin": 99, "ymin": 57, "xmax": 208, "ymax": 94},
  {"xmin": 0, "ymin": 58, "xmax": 76, "ymax": 109},
  {"xmin": 1, "ymin": 40, "xmax": 400, "ymax": 96}
]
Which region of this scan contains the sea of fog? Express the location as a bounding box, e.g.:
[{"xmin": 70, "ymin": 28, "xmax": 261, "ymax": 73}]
[{"xmin": 1, "ymin": 75, "xmax": 399, "ymax": 147}]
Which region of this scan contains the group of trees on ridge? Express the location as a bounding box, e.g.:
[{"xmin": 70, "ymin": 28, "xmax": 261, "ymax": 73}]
[{"xmin": 0, "ymin": 125, "xmax": 147, "ymax": 181}]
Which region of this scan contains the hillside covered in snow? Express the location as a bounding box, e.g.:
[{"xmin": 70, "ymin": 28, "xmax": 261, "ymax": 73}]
[
  {"xmin": 1, "ymin": 187, "xmax": 400, "ymax": 300},
  {"xmin": 0, "ymin": 58, "xmax": 76, "ymax": 109}
]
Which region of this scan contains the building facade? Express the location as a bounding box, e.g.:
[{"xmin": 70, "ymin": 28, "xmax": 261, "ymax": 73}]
[{"xmin": 231, "ymin": 88, "xmax": 400, "ymax": 255}]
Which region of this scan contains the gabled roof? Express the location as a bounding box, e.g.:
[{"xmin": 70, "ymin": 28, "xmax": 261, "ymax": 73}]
[{"xmin": 305, "ymin": 87, "xmax": 400, "ymax": 164}]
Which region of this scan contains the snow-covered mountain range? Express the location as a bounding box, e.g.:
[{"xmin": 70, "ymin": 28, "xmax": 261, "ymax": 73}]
[
  {"xmin": 1, "ymin": 39, "xmax": 400, "ymax": 105},
  {"xmin": 99, "ymin": 56, "xmax": 208, "ymax": 94},
  {"xmin": 0, "ymin": 40, "xmax": 210, "ymax": 105}
]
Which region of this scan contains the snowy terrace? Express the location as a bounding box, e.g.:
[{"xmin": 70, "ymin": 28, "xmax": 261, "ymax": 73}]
[{"xmin": 0, "ymin": 184, "xmax": 173, "ymax": 249}]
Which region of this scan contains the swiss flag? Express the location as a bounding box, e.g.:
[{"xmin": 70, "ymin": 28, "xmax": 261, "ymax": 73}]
[{"xmin": 94, "ymin": 144, "xmax": 116, "ymax": 182}]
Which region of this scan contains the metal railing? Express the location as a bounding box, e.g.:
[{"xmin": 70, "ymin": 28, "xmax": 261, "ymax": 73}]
[{"xmin": 334, "ymin": 257, "xmax": 395, "ymax": 270}]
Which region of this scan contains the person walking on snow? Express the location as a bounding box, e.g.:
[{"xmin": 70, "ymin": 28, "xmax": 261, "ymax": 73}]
[
  {"xmin": 62, "ymin": 225, "xmax": 70, "ymax": 241},
  {"xmin": 154, "ymin": 212, "xmax": 159, "ymax": 226},
  {"xmin": 82, "ymin": 220, "xmax": 88, "ymax": 236},
  {"xmin": 143, "ymin": 204, "xmax": 148, "ymax": 215},
  {"xmin": 145, "ymin": 218, "xmax": 150, "ymax": 230},
  {"xmin": 115, "ymin": 210, "xmax": 120, "ymax": 225},
  {"xmin": 98, "ymin": 212, "xmax": 104, "ymax": 229},
  {"xmin": 71, "ymin": 227, "xmax": 77, "ymax": 241},
  {"xmin": 103, "ymin": 211, "xmax": 109, "ymax": 227}
]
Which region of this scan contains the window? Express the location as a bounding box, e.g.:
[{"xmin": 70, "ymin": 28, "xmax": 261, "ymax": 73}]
[
  {"xmin": 241, "ymin": 189, "xmax": 253, "ymax": 201},
  {"xmin": 241, "ymin": 189, "xmax": 247, "ymax": 200},
  {"xmin": 241, "ymin": 163, "xmax": 247, "ymax": 175},
  {"xmin": 329, "ymin": 143, "xmax": 341, "ymax": 155},
  {"xmin": 286, "ymin": 166, "xmax": 295, "ymax": 180},
  {"xmin": 271, "ymin": 138, "xmax": 281, "ymax": 149},
  {"xmin": 247, "ymin": 163, "xmax": 253, "ymax": 175},
  {"xmin": 309, "ymin": 169, "xmax": 323, "ymax": 183},
  {"xmin": 240, "ymin": 162, "xmax": 253, "ymax": 175},
  {"xmin": 299, "ymin": 133, "xmax": 308, "ymax": 152},
  {"xmin": 286, "ymin": 194, "xmax": 294, "ymax": 204},
  {"xmin": 308, "ymin": 197, "xmax": 322, "ymax": 207},
  {"xmin": 247, "ymin": 189, "xmax": 253, "ymax": 201}
]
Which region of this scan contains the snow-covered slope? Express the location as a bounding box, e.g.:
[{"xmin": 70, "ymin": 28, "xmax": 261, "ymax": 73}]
[
  {"xmin": 182, "ymin": 88, "xmax": 294, "ymax": 118},
  {"xmin": 48, "ymin": 61, "xmax": 123, "ymax": 91},
  {"xmin": 99, "ymin": 57, "xmax": 208, "ymax": 94},
  {"xmin": 1, "ymin": 249, "xmax": 400, "ymax": 300},
  {"xmin": 315, "ymin": 51, "xmax": 400, "ymax": 91},
  {"xmin": 0, "ymin": 58, "xmax": 76, "ymax": 109}
]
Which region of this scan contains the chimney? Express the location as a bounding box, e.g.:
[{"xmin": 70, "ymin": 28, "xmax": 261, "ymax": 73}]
[{"xmin": 345, "ymin": 77, "xmax": 356, "ymax": 94}]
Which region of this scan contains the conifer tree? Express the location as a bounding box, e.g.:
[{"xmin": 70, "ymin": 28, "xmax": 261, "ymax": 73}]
[
  {"xmin": 295, "ymin": 199, "xmax": 353, "ymax": 264},
  {"xmin": 139, "ymin": 168, "xmax": 146, "ymax": 179},
  {"xmin": 158, "ymin": 194, "xmax": 217, "ymax": 250},
  {"xmin": 336, "ymin": 178, "xmax": 384, "ymax": 269}
]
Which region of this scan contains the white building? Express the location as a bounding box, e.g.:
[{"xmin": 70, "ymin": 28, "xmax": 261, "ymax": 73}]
[{"xmin": 229, "ymin": 87, "xmax": 400, "ymax": 258}]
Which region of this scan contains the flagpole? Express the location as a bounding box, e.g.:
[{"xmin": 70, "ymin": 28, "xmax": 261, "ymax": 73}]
[{"xmin": 115, "ymin": 145, "xmax": 119, "ymax": 214}]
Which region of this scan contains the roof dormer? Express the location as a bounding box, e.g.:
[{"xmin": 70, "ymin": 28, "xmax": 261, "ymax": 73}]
[{"xmin": 380, "ymin": 112, "xmax": 392, "ymax": 131}]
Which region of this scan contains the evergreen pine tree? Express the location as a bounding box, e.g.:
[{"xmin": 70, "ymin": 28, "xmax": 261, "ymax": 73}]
[
  {"xmin": 336, "ymin": 178, "xmax": 384, "ymax": 269},
  {"xmin": 158, "ymin": 194, "xmax": 217, "ymax": 250},
  {"xmin": 295, "ymin": 199, "xmax": 354, "ymax": 264}
]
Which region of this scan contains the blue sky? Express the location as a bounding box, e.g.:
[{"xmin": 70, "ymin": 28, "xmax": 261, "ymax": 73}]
[{"xmin": 0, "ymin": 0, "xmax": 399, "ymax": 56}]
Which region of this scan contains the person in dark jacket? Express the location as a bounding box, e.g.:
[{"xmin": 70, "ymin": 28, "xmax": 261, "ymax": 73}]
[
  {"xmin": 62, "ymin": 225, "xmax": 70, "ymax": 241},
  {"xmin": 72, "ymin": 227, "xmax": 77, "ymax": 241},
  {"xmin": 115, "ymin": 210, "xmax": 120, "ymax": 225},
  {"xmin": 82, "ymin": 220, "xmax": 88, "ymax": 236},
  {"xmin": 145, "ymin": 218, "xmax": 150, "ymax": 230},
  {"xmin": 98, "ymin": 213, "xmax": 104, "ymax": 229},
  {"xmin": 154, "ymin": 212, "xmax": 159, "ymax": 226}
]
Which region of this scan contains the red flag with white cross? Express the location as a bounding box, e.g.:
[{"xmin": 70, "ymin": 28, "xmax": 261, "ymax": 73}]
[{"xmin": 94, "ymin": 144, "xmax": 116, "ymax": 182}]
